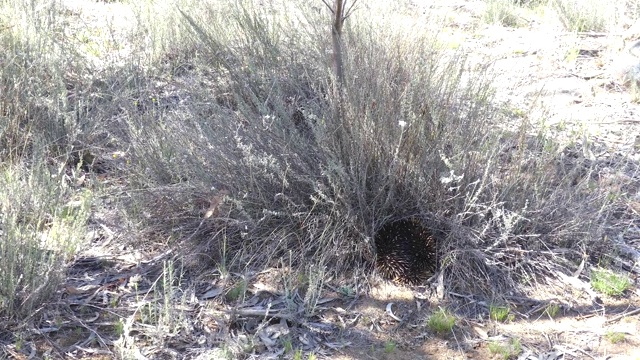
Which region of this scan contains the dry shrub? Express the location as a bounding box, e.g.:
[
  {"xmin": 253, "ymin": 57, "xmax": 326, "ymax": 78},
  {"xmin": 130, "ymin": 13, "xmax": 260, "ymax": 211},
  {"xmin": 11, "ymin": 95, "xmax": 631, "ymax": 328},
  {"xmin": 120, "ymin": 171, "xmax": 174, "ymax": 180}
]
[
  {"xmin": 0, "ymin": 0, "xmax": 115, "ymax": 325},
  {"xmin": 123, "ymin": 0, "xmax": 621, "ymax": 299},
  {"xmin": 0, "ymin": 0, "xmax": 113, "ymax": 162}
]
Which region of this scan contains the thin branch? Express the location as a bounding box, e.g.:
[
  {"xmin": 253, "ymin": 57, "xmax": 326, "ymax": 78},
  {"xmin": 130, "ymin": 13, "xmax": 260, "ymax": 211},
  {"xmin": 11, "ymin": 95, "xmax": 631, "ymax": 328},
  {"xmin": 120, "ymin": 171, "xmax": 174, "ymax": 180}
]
[
  {"xmin": 605, "ymin": 307, "xmax": 640, "ymax": 325},
  {"xmin": 227, "ymin": 308, "xmax": 296, "ymax": 320},
  {"xmin": 320, "ymin": 0, "xmax": 334, "ymax": 14},
  {"xmin": 343, "ymin": 0, "xmax": 360, "ymax": 20}
]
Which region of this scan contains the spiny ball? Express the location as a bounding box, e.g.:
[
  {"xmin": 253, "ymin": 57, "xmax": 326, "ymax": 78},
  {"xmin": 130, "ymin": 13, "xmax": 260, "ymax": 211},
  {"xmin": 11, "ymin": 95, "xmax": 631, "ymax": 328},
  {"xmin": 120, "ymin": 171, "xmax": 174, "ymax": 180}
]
[{"xmin": 374, "ymin": 218, "xmax": 438, "ymax": 284}]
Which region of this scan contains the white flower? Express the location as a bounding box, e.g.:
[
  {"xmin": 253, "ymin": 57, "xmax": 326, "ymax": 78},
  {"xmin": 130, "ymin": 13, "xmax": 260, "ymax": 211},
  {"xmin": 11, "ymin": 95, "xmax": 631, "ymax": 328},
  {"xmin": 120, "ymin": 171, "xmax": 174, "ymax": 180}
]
[{"xmin": 398, "ymin": 121, "xmax": 407, "ymax": 128}]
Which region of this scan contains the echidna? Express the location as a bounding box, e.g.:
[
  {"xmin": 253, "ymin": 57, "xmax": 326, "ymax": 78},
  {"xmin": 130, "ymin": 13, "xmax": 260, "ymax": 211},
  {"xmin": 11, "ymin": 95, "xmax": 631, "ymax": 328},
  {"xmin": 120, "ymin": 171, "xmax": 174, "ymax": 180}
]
[
  {"xmin": 291, "ymin": 109, "xmax": 315, "ymax": 142},
  {"xmin": 374, "ymin": 218, "xmax": 438, "ymax": 284}
]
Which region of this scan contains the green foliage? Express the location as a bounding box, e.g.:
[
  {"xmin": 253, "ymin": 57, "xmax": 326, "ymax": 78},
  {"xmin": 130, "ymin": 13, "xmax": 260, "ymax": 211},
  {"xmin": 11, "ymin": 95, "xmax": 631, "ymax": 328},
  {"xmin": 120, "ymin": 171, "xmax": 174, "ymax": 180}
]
[
  {"xmin": 282, "ymin": 337, "xmax": 293, "ymax": 354},
  {"xmin": 490, "ymin": 305, "xmax": 513, "ymax": 322},
  {"xmin": 544, "ymin": 303, "xmax": 560, "ymax": 318},
  {"xmin": 591, "ymin": 268, "xmax": 631, "ymax": 296},
  {"xmin": 384, "ymin": 340, "xmax": 397, "ymax": 353},
  {"xmin": 564, "ymin": 47, "xmax": 580, "ymax": 63},
  {"xmin": 488, "ymin": 338, "xmax": 522, "ymax": 359},
  {"xmin": 605, "ymin": 331, "xmax": 625, "ymax": 344},
  {"xmin": 226, "ymin": 279, "xmax": 247, "ymax": 302},
  {"xmin": 114, "ymin": 320, "xmax": 125, "ymax": 337},
  {"xmin": 427, "ymin": 308, "xmax": 456, "ymax": 336},
  {"xmin": 338, "ymin": 286, "xmax": 356, "ymax": 298}
]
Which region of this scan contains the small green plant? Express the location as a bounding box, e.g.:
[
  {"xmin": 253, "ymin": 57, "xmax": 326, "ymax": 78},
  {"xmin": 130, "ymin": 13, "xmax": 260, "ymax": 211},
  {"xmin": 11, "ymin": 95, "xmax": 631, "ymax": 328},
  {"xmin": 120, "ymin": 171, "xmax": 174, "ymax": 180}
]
[
  {"xmin": 307, "ymin": 353, "xmax": 317, "ymax": 360},
  {"xmin": 490, "ymin": 305, "xmax": 512, "ymax": 322},
  {"xmin": 564, "ymin": 47, "xmax": 580, "ymax": 63},
  {"xmin": 511, "ymin": 107, "xmax": 527, "ymax": 118},
  {"xmin": 605, "ymin": 331, "xmax": 625, "ymax": 344},
  {"xmin": 110, "ymin": 295, "xmax": 119, "ymax": 308},
  {"xmin": 14, "ymin": 336, "xmax": 23, "ymax": 351},
  {"xmin": 338, "ymin": 286, "xmax": 355, "ymax": 297},
  {"xmin": 384, "ymin": 340, "xmax": 396, "ymax": 353},
  {"xmin": 591, "ymin": 269, "xmax": 631, "ymax": 296},
  {"xmin": 487, "ymin": 342, "xmax": 508, "ymax": 359},
  {"xmin": 488, "ymin": 338, "xmax": 522, "ymax": 359},
  {"xmin": 225, "ymin": 279, "xmax": 247, "ymax": 302},
  {"xmin": 510, "ymin": 338, "xmax": 522, "ymax": 355},
  {"xmin": 544, "ymin": 303, "xmax": 560, "ymax": 318},
  {"xmin": 293, "ymin": 349, "xmax": 304, "ymax": 360},
  {"xmin": 427, "ymin": 308, "xmax": 456, "ymax": 336},
  {"xmin": 302, "ymin": 266, "xmax": 326, "ymax": 317},
  {"xmin": 114, "ymin": 320, "xmax": 125, "ymax": 337},
  {"xmin": 282, "ymin": 337, "xmax": 293, "ymax": 354}
]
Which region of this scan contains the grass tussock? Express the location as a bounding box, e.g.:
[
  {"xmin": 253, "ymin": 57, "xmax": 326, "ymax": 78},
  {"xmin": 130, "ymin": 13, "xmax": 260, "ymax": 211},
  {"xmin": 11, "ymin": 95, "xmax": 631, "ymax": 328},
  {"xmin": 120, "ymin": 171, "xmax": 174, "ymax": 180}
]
[
  {"xmin": 126, "ymin": 1, "xmax": 497, "ymax": 277},
  {"xmin": 489, "ymin": 304, "xmax": 513, "ymax": 322},
  {"xmin": 488, "ymin": 338, "xmax": 522, "ymax": 359},
  {"xmin": 590, "ymin": 268, "xmax": 632, "ymax": 296},
  {"xmin": 427, "ymin": 308, "xmax": 456, "ymax": 336},
  {"xmin": 115, "ymin": 0, "xmax": 620, "ymax": 300},
  {"xmin": 605, "ymin": 331, "xmax": 626, "ymax": 344},
  {"xmin": 552, "ymin": 0, "xmax": 619, "ymax": 32}
]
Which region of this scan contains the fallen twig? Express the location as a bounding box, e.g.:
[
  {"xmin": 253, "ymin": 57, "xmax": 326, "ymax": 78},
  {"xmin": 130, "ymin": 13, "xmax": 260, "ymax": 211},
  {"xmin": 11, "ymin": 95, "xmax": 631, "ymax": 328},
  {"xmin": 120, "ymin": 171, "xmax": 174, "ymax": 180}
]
[
  {"xmin": 227, "ymin": 308, "xmax": 296, "ymax": 320},
  {"xmin": 604, "ymin": 307, "xmax": 640, "ymax": 325}
]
